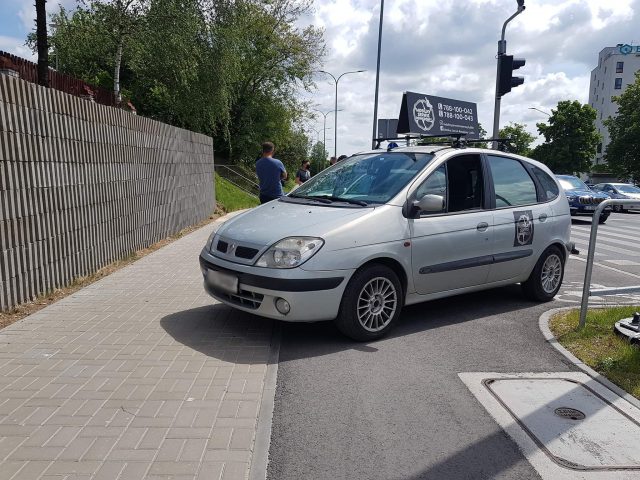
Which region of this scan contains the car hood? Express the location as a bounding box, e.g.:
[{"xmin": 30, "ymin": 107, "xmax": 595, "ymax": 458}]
[
  {"xmin": 566, "ymin": 189, "xmax": 609, "ymax": 198},
  {"xmin": 615, "ymin": 192, "xmax": 640, "ymax": 199},
  {"xmin": 216, "ymin": 199, "xmax": 373, "ymax": 246}
]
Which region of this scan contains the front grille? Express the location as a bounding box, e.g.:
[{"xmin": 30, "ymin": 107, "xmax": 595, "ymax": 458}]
[
  {"xmin": 235, "ymin": 246, "xmax": 259, "ymax": 259},
  {"xmin": 218, "ymin": 288, "xmax": 264, "ymax": 309},
  {"xmin": 578, "ymin": 196, "xmax": 605, "ymax": 205},
  {"xmin": 217, "ymin": 240, "xmax": 228, "ymax": 253}
]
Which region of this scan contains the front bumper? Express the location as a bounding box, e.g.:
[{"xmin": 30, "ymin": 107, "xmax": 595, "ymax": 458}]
[
  {"xmin": 569, "ymin": 205, "xmax": 610, "ymax": 216},
  {"xmin": 199, "ymin": 250, "xmax": 352, "ymax": 322}
]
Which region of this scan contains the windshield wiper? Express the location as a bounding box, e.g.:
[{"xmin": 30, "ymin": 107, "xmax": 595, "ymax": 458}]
[
  {"xmin": 313, "ymin": 195, "xmax": 369, "ymax": 206},
  {"xmin": 288, "ymin": 194, "xmax": 332, "ymax": 203}
]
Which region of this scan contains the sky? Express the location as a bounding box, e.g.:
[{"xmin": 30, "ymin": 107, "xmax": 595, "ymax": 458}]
[{"xmin": 1, "ymin": 0, "xmax": 639, "ymax": 156}]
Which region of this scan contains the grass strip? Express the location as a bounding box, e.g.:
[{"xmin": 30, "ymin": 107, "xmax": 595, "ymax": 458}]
[
  {"xmin": 215, "ymin": 172, "xmax": 259, "ymax": 211},
  {"xmin": 549, "ymin": 306, "xmax": 640, "ymax": 399}
]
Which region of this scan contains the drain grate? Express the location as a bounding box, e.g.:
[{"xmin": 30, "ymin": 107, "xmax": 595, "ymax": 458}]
[{"xmin": 554, "ymin": 407, "xmax": 585, "ymax": 420}]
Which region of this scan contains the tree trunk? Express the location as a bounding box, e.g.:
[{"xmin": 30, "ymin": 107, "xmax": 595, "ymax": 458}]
[
  {"xmin": 35, "ymin": 0, "xmax": 49, "ymax": 87},
  {"xmin": 114, "ymin": 37, "xmax": 123, "ymax": 105}
]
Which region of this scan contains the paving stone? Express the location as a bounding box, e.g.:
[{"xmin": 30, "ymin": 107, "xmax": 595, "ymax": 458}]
[{"xmin": 0, "ymin": 220, "xmax": 272, "ymax": 480}]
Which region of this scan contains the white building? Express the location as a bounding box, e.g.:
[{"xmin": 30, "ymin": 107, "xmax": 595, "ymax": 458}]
[{"xmin": 589, "ymin": 44, "xmax": 640, "ymax": 165}]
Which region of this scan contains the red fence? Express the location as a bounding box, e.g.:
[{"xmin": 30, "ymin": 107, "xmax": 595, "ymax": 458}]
[{"xmin": 0, "ymin": 50, "xmax": 117, "ymax": 107}]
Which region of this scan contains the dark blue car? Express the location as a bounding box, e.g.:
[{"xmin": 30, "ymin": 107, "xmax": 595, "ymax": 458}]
[{"xmin": 556, "ymin": 175, "xmax": 610, "ymax": 224}]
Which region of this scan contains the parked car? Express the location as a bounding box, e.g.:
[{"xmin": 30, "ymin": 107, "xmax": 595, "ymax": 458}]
[
  {"xmin": 555, "ymin": 175, "xmax": 610, "ymax": 223},
  {"xmin": 590, "ymin": 183, "xmax": 640, "ymax": 212},
  {"xmin": 200, "ymin": 145, "xmax": 572, "ymax": 341}
]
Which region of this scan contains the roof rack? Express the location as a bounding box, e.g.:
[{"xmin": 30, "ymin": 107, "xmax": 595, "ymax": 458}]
[{"xmin": 374, "ymin": 134, "xmax": 513, "ymax": 151}]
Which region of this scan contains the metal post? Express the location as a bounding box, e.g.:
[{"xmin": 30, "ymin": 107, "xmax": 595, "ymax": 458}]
[
  {"xmin": 578, "ymin": 198, "xmax": 640, "ymax": 328},
  {"xmin": 323, "ymin": 114, "xmax": 327, "ymax": 170},
  {"xmin": 334, "ymin": 80, "xmax": 338, "ymax": 159},
  {"xmin": 492, "ymin": 2, "xmax": 525, "ymax": 149},
  {"xmin": 371, "ymin": 0, "xmax": 384, "ymax": 149}
]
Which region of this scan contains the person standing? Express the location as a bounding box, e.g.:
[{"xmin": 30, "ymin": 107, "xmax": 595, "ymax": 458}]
[
  {"xmin": 295, "ymin": 160, "xmax": 311, "ymax": 185},
  {"xmin": 256, "ymin": 142, "xmax": 287, "ymax": 204}
]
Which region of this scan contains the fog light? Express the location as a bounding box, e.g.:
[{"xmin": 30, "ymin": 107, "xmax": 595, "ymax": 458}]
[{"xmin": 275, "ymin": 298, "xmax": 290, "ymax": 315}]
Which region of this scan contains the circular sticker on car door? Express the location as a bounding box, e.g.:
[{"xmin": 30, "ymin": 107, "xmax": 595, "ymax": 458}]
[{"xmin": 513, "ymin": 210, "xmax": 534, "ymax": 246}]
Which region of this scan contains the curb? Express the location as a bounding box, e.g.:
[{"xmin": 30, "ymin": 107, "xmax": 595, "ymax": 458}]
[
  {"xmin": 249, "ymin": 322, "xmax": 281, "ymax": 480},
  {"xmin": 539, "ymin": 306, "xmax": 640, "ymax": 410}
]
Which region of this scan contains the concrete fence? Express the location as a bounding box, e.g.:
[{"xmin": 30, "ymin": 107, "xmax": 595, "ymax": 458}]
[{"xmin": 0, "ymin": 74, "xmax": 215, "ymax": 311}]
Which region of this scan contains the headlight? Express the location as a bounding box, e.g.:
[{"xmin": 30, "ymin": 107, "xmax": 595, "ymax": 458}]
[{"xmin": 255, "ymin": 237, "xmax": 324, "ymax": 268}]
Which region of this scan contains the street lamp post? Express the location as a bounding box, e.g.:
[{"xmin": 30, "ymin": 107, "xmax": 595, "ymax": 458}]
[
  {"xmin": 371, "ymin": 0, "xmax": 384, "ymax": 149},
  {"xmin": 319, "ymin": 69, "xmax": 366, "ymax": 159},
  {"xmin": 528, "ymin": 106, "xmax": 551, "ymax": 117},
  {"xmin": 312, "ymin": 108, "xmax": 341, "ymax": 165},
  {"xmin": 492, "ymin": 0, "xmax": 526, "ymax": 149}
]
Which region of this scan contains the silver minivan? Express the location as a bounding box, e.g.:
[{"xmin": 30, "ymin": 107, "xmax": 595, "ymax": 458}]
[{"xmin": 199, "ymin": 145, "xmax": 571, "ymax": 340}]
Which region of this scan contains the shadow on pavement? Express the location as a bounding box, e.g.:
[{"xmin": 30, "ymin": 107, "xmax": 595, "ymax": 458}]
[
  {"xmin": 160, "ymin": 303, "xmax": 275, "ymax": 363},
  {"xmin": 162, "ymin": 284, "xmax": 545, "ymax": 363}
]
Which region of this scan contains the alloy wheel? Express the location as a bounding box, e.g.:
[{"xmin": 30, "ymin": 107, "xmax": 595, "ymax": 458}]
[{"xmin": 356, "ymin": 277, "xmax": 398, "ymax": 332}]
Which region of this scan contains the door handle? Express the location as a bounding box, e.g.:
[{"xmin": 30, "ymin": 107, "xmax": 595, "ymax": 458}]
[
  {"xmin": 539, "ymin": 213, "xmax": 548, "ymax": 222},
  {"xmin": 477, "ymin": 222, "xmax": 489, "ymax": 232}
]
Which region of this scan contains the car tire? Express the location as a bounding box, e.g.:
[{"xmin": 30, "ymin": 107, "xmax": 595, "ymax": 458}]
[
  {"xmin": 598, "ymin": 215, "xmax": 608, "ymax": 224},
  {"xmin": 613, "ymin": 205, "xmax": 623, "ymax": 213},
  {"xmin": 522, "ymin": 246, "xmax": 564, "ymax": 302},
  {"xmin": 335, "ymin": 264, "xmax": 403, "ymax": 341}
]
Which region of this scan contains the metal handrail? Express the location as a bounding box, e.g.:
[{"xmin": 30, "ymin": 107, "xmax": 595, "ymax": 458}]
[
  {"xmin": 214, "ymin": 165, "xmax": 259, "ymax": 189},
  {"xmin": 579, "ymin": 198, "xmax": 640, "ymax": 328}
]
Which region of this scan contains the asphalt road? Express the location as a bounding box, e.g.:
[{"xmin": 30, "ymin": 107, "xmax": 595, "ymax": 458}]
[{"xmin": 267, "ymin": 212, "xmax": 640, "ymax": 480}]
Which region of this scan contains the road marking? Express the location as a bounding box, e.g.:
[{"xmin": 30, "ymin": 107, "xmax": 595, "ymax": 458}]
[
  {"xmin": 570, "ymin": 230, "xmax": 640, "ymax": 251},
  {"xmin": 604, "ymin": 259, "xmax": 640, "ymax": 266},
  {"xmin": 570, "ymin": 255, "xmax": 640, "ymax": 279}
]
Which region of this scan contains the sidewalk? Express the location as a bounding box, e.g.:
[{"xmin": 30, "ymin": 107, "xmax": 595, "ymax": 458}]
[{"xmin": 0, "ymin": 216, "xmax": 275, "ymax": 480}]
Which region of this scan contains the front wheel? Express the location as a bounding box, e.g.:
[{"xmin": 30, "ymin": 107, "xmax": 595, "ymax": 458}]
[
  {"xmin": 522, "ymin": 246, "xmax": 564, "ymax": 302},
  {"xmin": 335, "ymin": 265, "xmax": 403, "ymax": 341},
  {"xmin": 598, "ymin": 214, "xmax": 608, "ymax": 224}
]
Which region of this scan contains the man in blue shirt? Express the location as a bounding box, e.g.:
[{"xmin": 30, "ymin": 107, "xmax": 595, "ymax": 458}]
[{"xmin": 256, "ymin": 142, "xmax": 288, "ymax": 204}]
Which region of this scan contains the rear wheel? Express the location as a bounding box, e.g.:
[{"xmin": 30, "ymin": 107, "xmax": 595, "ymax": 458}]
[
  {"xmin": 522, "ymin": 246, "xmax": 564, "ymax": 302},
  {"xmin": 335, "ymin": 265, "xmax": 403, "ymax": 341},
  {"xmin": 613, "ymin": 204, "xmax": 624, "ymax": 213},
  {"xmin": 598, "ymin": 214, "xmax": 608, "ymax": 224}
]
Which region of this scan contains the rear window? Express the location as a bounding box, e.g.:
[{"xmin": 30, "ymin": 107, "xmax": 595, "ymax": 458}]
[{"xmin": 532, "ymin": 166, "xmax": 559, "ymax": 200}]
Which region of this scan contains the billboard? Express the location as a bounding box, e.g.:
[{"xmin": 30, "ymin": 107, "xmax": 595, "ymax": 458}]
[{"xmin": 396, "ymin": 92, "xmax": 480, "ymax": 139}]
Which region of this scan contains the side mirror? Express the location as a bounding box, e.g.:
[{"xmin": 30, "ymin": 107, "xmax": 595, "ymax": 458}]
[{"xmin": 413, "ymin": 194, "xmax": 445, "ymax": 213}]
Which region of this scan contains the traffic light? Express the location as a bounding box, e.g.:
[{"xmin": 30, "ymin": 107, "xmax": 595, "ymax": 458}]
[{"xmin": 497, "ymin": 55, "xmax": 526, "ymax": 97}]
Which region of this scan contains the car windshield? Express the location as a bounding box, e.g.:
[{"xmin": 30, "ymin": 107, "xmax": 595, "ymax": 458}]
[
  {"xmin": 616, "ymin": 184, "xmax": 640, "ymax": 193},
  {"xmin": 558, "ymin": 177, "xmax": 588, "ymax": 191},
  {"xmin": 287, "ymin": 152, "xmax": 435, "ymax": 205}
]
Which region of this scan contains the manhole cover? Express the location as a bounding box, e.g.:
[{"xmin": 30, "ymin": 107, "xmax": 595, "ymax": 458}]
[{"xmin": 554, "ymin": 407, "xmax": 585, "ymax": 420}]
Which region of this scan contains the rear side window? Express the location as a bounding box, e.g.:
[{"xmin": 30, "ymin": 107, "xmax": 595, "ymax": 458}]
[
  {"xmin": 488, "ymin": 155, "xmax": 537, "ymax": 207},
  {"xmin": 531, "ymin": 166, "xmax": 559, "ymax": 200}
]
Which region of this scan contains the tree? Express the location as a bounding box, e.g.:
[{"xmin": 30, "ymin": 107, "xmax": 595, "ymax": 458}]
[
  {"xmin": 310, "ymin": 141, "xmax": 328, "ymax": 172},
  {"xmin": 499, "ymin": 122, "xmax": 536, "ymax": 156},
  {"xmin": 35, "ymin": 0, "xmax": 48, "ymax": 87},
  {"xmin": 604, "ymin": 71, "xmax": 640, "ymax": 181},
  {"xmin": 39, "ymin": 0, "xmax": 325, "ymax": 164},
  {"xmin": 530, "ymin": 100, "xmax": 600, "ymax": 174},
  {"xmin": 273, "ymin": 128, "xmax": 310, "ymax": 178}
]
